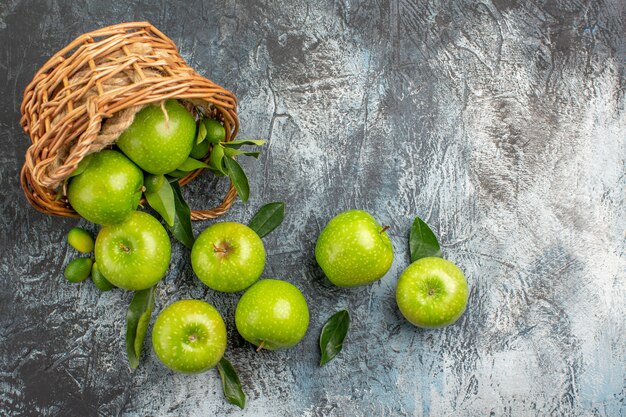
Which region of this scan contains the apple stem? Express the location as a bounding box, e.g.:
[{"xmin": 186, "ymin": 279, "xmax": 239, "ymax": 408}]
[
  {"xmin": 256, "ymin": 341, "xmax": 265, "ymax": 352},
  {"xmin": 160, "ymin": 101, "xmax": 170, "ymax": 130},
  {"xmin": 380, "ymin": 225, "xmax": 390, "ymax": 234},
  {"xmin": 119, "ymin": 243, "xmax": 130, "ymax": 253}
]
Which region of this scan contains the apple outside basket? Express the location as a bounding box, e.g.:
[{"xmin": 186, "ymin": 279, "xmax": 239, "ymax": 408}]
[{"xmin": 19, "ymin": 22, "xmax": 238, "ymax": 220}]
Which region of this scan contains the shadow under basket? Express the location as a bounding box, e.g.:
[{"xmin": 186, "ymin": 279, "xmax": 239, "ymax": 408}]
[{"xmin": 19, "ymin": 21, "xmax": 238, "ymax": 221}]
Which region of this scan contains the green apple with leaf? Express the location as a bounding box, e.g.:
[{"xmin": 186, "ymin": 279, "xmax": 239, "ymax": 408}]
[
  {"xmin": 152, "ymin": 299, "xmax": 227, "ymax": 373},
  {"xmin": 117, "ymin": 100, "xmax": 196, "ymax": 174},
  {"xmin": 95, "ymin": 211, "xmax": 171, "ymax": 290},
  {"xmin": 67, "ymin": 150, "xmax": 143, "ymax": 225},
  {"xmin": 315, "ymin": 210, "xmax": 393, "ymax": 287},
  {"xmin": 235, "ymin": 279, "xmax": 309, "ymax": 351},
  {"xmin": 191, "ymin": 222, "xmax": 265, "ymax": 292}
]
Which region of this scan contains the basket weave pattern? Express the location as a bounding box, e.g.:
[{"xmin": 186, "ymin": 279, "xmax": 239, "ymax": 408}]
[{"xmin": 20, "ymin": 22, "xmax": 238, "ymax": 220}]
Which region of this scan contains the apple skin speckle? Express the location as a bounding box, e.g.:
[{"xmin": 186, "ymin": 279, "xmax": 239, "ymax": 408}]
[
  {"xmin": 235, "ymin": 279, "xmax": 309, "ymax": 350},
  {"xmin": 315, "ymin": 210, "xmax": 394, "ymax": 287}
]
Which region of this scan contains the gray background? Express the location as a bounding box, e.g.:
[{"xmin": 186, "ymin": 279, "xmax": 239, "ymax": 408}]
[{"xmin": 0, "ymin": 0, "xmax": 624, "ymax": 416}]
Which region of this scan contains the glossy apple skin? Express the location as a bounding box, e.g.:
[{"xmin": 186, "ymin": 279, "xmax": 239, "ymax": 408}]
[
  {"xmin": 94, "ymin": 211, "xmax": 171, "ymax": 290},
  {"xmin": 67, "ymin": 150, "xmax": 143, "ymax": 225},
  {"xmin": 235, "ymin": 279, "xmax": 309, "ymax": 350},
  {"xmin": 191, "ymin": 222, "xmax": 266, "ymax": 292},
  {"xmin": 116, "ymin": 99, "xmax": 196, "ymax": 174},
  {"xmin": 396, "ymin": 257, "xmax": 469, "ymax": 328},
  {"xmin": 152, "ymin": 300, "xmax": 227, "ymax": 373},
  {"xmin": 315, "ymin": 210, "xmax": 393, "ymax": 287}
]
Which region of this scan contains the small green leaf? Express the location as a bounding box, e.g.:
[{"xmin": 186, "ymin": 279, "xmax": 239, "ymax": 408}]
[
  {"xmin": 224, "ymin": 157, "xmax": 250, "ymax": 203},
  {"xmin": 223, "ymin": 148, "xmax": 260, "ymax": 159},
  {"xmin": 222, "ymin": 139, "xmax": 266, "ymax": 149},
  {"xmin": 196, "ymin": 120, "xmax": 207, "ymax": 144},
  {"xmin": 217, "ymin": 358, "xmax": 246, "ymax": 409},
  {"xmin": 126, "ymin": 286, "xmax": 156, "ymax": 369},
  {"xmin": 248, "ymin": 202, "xmax": 285, "ymax": 237},
  {"xmin": 319, "ymin": 310, "xmax": 350, "ymax": 366},
  {"xmin": 209, "ymin": 144, "xmax": 226, "ymax": 175},
  {"xmin": 145, "ymin": 177, "xmax": 175, "ymax": 227},
  {"xmin": 177, "ymin": 157, "xmax": 210, "ymax": 172},
  {"xmin": 168, "ymin": 182, "xmax": 195, "ymax": 249},
  {"xmin": 409, "ymin": 216, "xmax": 442, "ymax": 262}
]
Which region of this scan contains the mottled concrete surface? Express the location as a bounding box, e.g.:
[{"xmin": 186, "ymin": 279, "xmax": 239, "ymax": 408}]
[{"xmin": 0, "ymin": 0, "xmax": 624, "ymax": 416}]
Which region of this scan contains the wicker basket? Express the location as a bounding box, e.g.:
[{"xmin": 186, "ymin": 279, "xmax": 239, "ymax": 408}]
[{"xmin": 19, "ymin": 22, "xmax": 238, "ymax": 221}]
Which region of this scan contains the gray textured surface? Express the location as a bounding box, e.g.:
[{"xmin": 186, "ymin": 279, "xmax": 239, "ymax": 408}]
[{"xmin": 1, "ymin": 0, "xmax": 625, "ymax": 416}]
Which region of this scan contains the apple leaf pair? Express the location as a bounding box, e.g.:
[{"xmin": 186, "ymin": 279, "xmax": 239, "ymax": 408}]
[
  {"xmin": 208, "ymin": 139, "xmax": 266, "ymax": 203},
  {"xmin": 126, "ymin": 286, "xmax": 155, "ymax": 369},
  {"xmin": 145, "ymin": 178, "xmax": 195, "ymax": 249}
]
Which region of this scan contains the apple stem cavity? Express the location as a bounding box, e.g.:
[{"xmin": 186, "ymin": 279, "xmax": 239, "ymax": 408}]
[
  {"xmin": 256, "ymin": 341, "xmax": 265, "ymax": 352},
  {"xmin": 119, "ymin": 243, "xmax": 130, "ymax": 253},
  {"xmin": 213, "ymin": 242, "xmax": 231, "ymax": 255},
  {"xmin": 380, "ymin": 225, "xmax": 390, "ymax": 234}
]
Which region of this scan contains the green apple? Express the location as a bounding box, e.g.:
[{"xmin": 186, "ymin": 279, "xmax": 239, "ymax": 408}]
[
  {"xmin": 152, "ymin": 299, "xmax": 227, "ymax": 373},
  {"xmin": 117, "ymin": 100, "xmax": 196, "ymax": 174},
  {"xmin": 396, "ymin": 257, "xmax": 469, "ymax": 328},
  {"xmin": 191, "ymin": 222, "xmax": 265, "ymax": 292},
  {"xmin": 315, "ymin": 210, "xmax": 393, "ymax": 287},
  {"xmin": 235, "ymin": 279, "xmax": 309, "ymax": 350},
  {"xmin": 94, "ymin": 211, "xmax": 171, "ymax": 290},
  {"xmin": 67, "ymin": 150, "xmax": 143, "ymax": 225}
]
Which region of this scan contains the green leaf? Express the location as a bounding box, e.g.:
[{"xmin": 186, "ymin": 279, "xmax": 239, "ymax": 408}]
[
  {"xmin": 248, "ymin": 202, "xmax": 285, "ymax": 238},
  {"xmin": 224, "ymin": 157, "xmax": 250, "ymax": 203},
  {"xmin": 177, "ymin": 157, "xmax": 210, "ymax": 172},
  {"xmin": 217, "ymin": 358, "xmax": 246, "ymax": 409},
  {"xmin": 166, "ymin": 170, "xmax": 188, "ymax": 178},
  {"xmin": 222, "ymin": 139, "xmax": 266, "ymax": 149},
  {"xmin": 196, "ymin": 120, "xmax": 207, "ymax": 144},
  {"xmin": 223, "ymin": 148, "xmax": 260, "ymax": 159},
  {"xmin": 209, "ymin": 144, "xmax": 226, "ymax": 175},
  {"xmin": 168, "ymin": 182, "xmax": 195, "ymax": 249},
  {"xmin": 145, "ymin": 176, "xmax": 175, "ymax": 227},
  {"xmin": 409, "ymin": 216, "xmax": 442, "ymax": 262},
  {"xmin": 319, "ymin": 310, "xmax": 350, "ymax": 366},
  {"xmin": 126, "ymin": 286, "xmax": 156, "ymax": 369}
]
